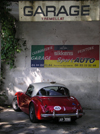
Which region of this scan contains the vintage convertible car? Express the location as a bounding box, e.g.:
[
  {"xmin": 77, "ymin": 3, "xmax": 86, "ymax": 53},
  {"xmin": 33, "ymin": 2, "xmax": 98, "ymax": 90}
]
[{"xmin": 12, "ymin": 82, "xmax": 84, "ymax": 123}]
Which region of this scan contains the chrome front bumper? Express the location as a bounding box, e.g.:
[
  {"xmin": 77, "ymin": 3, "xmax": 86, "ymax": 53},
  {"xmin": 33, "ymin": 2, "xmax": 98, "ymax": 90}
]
[{"xmin": 41, "ymin": 109, "xmax": 84, "ymax": 118}]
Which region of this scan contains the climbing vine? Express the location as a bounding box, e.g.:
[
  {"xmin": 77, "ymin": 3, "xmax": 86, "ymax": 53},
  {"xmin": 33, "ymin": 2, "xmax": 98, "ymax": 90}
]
[
  {"xmin": 0, "ymin": 0, "xmax": 26, "ymax": 69},
  {"xmin": 0, "ymin": 0, "xmax": 26, "ymax": 104}
]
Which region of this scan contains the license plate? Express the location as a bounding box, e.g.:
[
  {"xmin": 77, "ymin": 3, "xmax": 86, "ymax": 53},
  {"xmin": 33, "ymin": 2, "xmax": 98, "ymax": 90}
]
[{"xmin": 59, "ymin": 117, "xmax": 71, "ymax": 122}]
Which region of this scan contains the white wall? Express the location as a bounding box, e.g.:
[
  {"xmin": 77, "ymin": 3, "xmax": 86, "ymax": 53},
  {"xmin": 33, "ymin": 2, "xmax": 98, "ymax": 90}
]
[
  {"xmin": 3, "ymin": 1, "xmax": 100, "ymax": 109},
  {"xmin": 3, "ymin": 21, "xmax": 100, "ymax": 109}
]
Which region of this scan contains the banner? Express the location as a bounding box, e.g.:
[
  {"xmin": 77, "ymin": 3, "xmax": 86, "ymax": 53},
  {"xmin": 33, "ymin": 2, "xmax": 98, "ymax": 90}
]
[
  {"xmin": 19, "ymin": 1, "xmax": 99, "ymax": 21},
  {"xmin": 31, "ymin": 45, "xmax": 99, "ymax": 68}
]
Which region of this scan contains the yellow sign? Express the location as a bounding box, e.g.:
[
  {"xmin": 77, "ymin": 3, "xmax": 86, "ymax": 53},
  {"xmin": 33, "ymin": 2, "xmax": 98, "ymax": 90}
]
[{"xmin": 44, "ymin": 60, "xmax": 99, "ymax": 68}]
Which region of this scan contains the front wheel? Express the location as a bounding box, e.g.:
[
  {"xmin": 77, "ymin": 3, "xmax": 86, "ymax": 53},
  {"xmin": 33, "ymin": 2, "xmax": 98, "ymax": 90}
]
[
  {"xmin": 12, "ymin": 96, "xmax": 21, "ymax": 111},
  {"xmin": 29, "ymin": 103, "xmax": 38, "ymax": 123}
]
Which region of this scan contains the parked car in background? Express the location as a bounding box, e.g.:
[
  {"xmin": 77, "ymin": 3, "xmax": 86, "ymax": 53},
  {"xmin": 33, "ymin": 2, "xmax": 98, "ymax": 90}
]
[{"xmin": 12, "ymin": 82, "xmax": 84, "ymax": 123}]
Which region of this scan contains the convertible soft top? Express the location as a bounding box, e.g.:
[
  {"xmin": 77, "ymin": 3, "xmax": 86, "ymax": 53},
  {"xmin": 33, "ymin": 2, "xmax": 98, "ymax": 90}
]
[{"xmin": 31, "ymin": 82, "xmax": 67, "ymax": 97}]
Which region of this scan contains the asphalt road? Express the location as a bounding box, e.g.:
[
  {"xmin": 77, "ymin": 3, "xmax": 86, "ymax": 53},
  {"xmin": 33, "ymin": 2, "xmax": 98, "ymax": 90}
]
[{"xmin": 0, "ymin": 107, "xmax": 100, "ymax": 134}]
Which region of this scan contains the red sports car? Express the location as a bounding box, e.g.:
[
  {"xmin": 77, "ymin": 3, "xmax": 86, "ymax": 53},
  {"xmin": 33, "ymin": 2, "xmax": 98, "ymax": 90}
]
[{"xmin": 12, "ymin": 82, "xmax": 84, "ymax": 123}]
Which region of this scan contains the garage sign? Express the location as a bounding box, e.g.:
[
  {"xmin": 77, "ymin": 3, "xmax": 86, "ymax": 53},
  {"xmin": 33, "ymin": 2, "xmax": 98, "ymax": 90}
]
[
  {"xmin": 19, "ymin": 0, "xmax": 99, "ymax": 21},
  {"xmin": 31, "ymin": 45, "xmax": 99, "ymax": 68}
]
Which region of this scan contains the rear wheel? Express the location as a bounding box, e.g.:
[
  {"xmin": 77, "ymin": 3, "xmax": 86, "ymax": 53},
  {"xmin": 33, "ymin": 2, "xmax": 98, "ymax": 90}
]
[
  {"xmin": 12, "ymin": 97, "xmax": 21, "ymax": 111},
  {"xmin": 29, "ymin": 103, "xmax": 38, "ymax": 123}
]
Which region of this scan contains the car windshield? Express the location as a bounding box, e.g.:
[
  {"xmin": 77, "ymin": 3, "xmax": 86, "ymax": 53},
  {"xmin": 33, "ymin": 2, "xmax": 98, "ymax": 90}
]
[{"xmin": 37, "ymin": 86, "xmax": 70, "ymax": 97}]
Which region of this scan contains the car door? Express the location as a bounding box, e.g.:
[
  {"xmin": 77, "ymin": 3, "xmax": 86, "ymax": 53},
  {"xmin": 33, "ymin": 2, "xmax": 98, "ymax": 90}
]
[{"xmin": 21, "ymin": 85, "xmax": 34, "ymax": 114}]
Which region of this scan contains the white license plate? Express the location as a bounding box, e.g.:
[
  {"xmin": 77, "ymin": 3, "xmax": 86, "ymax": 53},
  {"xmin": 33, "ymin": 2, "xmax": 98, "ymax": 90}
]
[{"xmin": 59, "ymin": 117, "xmax": 71, "ymax": 122}]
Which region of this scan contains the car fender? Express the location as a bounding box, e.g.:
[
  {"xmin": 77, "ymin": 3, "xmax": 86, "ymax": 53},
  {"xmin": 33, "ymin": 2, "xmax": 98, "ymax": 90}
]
[
  {"xmin": 29, "ymin": 98, "xmax": 43, "ymax": 120},
  {"xmin": 14, "ymin": 92, "xmax": 23, "ymax": 107},
  {"xmin": 71, "ymin": 96, "xmax": 83, "ymax": 111}
]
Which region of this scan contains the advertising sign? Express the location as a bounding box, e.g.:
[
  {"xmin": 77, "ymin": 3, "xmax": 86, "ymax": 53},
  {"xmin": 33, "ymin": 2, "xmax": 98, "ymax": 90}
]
[
  {"xmin": 31, "ymin": 45, "xmax": 99, "ymax": 68},
  {"xmin": 19, "ymin": 0, "xmax": 99, "ymax": 21}
]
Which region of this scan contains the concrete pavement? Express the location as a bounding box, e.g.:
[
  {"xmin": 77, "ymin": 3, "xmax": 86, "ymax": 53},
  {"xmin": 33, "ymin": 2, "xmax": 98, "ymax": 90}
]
[{"xmin": 0, "ymin": 107, "xmax": 100, "ymax": 134}]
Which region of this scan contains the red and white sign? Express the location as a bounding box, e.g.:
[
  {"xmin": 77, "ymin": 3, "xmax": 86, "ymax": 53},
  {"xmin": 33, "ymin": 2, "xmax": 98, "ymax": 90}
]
[{"xmin": 31, "ymin": 45, "xmax": 99, "ymax": 68}]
